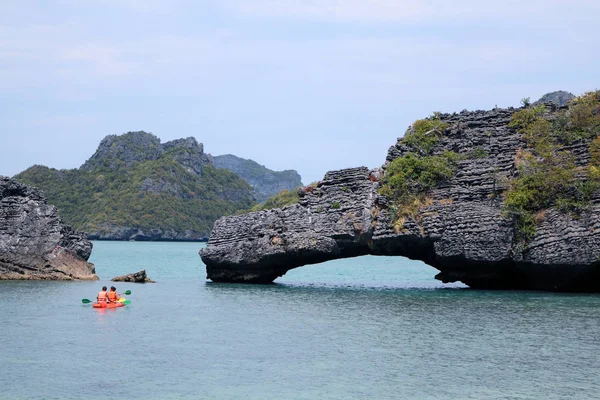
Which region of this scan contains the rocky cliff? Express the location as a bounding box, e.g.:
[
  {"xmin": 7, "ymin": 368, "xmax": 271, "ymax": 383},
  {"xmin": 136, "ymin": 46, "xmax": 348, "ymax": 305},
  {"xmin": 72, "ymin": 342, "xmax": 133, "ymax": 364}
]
[
  {"xmin": 532, "ymin": 90, "xmax": 575, "ymax": 107},
  {"xmin": 201, "ymin": 91, "xmax": 600, "ymax": 291},
  {"xmin": 212, "ymin": 154, "xmax": 303, "ymax": 202},
  {"xmin": 81, "ymin": 132, "xmax": 212, "ymax": 175},
  {"xmin": 0, "ymin": 176, "xmax": 97, "ymax": 280}
]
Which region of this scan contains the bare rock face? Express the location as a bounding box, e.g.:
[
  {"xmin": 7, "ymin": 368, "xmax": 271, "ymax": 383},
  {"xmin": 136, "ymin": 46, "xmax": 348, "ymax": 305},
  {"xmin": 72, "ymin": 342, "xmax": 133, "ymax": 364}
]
[
  {"xmin": 0, "ymin": 176, "xmax": 97, "ymax": 280},
  {"xmin": 533, "ymin": 90, "xmax": 575, "ymax": 107},
  {"xmin": 203, "ymin": 168, "xmax": 378, "ymax": 282},
  {"xmin": 111, "ymin": 269, "xmax": 155, "ymax": 283},
  {"xmin": 200, "ymin": 104, "xmax": 600, "ymax": 291}
]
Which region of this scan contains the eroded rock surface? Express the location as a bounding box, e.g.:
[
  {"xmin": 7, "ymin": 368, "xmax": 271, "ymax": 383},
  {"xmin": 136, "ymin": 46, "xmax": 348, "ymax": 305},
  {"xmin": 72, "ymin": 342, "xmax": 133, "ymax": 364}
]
[
  {"xmin": 111, "ymin": 269, "xmax": 155, "ymax": 283},
  {"xmin": 203, "ymin": 167, "xmax": 378, "ymax": 282},
  {"xmin": 532, "ymin": 90, "xmax": 575, "ymax": 107},
  {"xmin": 201, "ymin": 104, "xmax": 600, "ymax": 291},
  {"xmin": 0, "ymin": 177, "xmax": 97, "ymax": 280}
]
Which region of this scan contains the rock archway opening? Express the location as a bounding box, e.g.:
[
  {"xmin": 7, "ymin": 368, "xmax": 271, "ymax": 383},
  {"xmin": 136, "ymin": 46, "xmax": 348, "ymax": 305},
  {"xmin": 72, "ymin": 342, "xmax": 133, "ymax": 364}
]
[{"xmin": 273, "ymin": 255, "xmax": 467, "ymax": 288}]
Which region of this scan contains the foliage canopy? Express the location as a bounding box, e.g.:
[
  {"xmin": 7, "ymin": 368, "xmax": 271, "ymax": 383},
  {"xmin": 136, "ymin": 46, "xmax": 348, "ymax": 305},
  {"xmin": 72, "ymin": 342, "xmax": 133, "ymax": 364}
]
[
  {"xmin": 15, "ymin": 153, "xmax": 256, "ymax": 236},
  {"xmin": 504, "ymin": 90, "xmax": 600, "ymax": 239}
]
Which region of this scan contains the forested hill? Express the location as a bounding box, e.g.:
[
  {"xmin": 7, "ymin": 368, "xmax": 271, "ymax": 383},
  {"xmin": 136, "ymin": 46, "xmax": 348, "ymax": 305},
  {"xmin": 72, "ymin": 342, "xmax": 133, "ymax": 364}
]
[
  {"xmin": 212, "ymin": 154, "xmax": 303, "ymax": 202},
  {"xmin": 13, "ymin": 131, "xmax": 286, "ymax": 241}
]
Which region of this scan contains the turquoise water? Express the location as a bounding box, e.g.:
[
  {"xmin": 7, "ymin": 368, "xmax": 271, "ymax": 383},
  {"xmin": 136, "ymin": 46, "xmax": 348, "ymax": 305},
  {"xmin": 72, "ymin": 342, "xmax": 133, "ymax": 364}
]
[{"xmin": 1, "ymin": 241, "xmax": 600, "ymax": 399}]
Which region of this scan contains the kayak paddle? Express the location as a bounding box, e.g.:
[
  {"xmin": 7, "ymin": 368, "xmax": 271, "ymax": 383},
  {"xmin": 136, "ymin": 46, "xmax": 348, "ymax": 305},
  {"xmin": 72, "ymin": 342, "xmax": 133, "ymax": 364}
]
[{"xmin": 81, "ymin": 298, "xmax": 93, "ymax": 304}]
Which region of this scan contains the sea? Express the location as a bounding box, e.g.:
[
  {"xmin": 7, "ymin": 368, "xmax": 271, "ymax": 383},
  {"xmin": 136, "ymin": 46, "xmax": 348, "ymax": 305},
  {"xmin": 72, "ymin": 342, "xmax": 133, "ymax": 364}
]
[{"xmin": 1, "ymin": 241, "xmax": 599, "ymax": 400}]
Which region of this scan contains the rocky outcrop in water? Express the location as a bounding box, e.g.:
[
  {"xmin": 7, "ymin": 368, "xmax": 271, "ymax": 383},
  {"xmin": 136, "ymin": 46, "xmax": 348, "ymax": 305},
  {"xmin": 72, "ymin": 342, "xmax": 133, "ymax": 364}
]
[
  {"xmin": 111, "ymin": 269, "xmax": 155, "ymax": 283},
  {"xmin": 201, "ymin": 97, "xmax": 600, "ymax": 291},
  {"xmin": 0, "ymin": 176, "xmax": 97, "ymax": 280}
]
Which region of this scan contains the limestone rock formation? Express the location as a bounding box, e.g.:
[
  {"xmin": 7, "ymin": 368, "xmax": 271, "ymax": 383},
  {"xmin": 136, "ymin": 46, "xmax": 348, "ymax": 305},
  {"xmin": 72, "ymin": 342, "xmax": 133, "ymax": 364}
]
[
  {"xmin": 201, "ymin": 99, "xmax": 600, "ymax": 291},
  {"xmin": 533, "ymin": 90, "xmax": 575, "ymax": 107},
  {"xmin": 202, "ymin": 167, "xmax": 378, "ymax": 282},
  {"xmin": 80, "ymin": 132, "xmax": 212, "ymax": 174},
  {"xmin": 111, "ymin": 269, "xmax": 155, "ymax": 283},
  {"xmin": 0, "ymin": 176, "xmax": 97, "ymax": 280}
]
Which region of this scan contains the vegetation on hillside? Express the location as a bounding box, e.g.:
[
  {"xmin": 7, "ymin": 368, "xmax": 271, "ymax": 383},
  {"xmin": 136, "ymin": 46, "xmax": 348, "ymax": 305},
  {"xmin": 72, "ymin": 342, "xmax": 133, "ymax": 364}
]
[
  {"xmin": 213, "ymin": 155, "xmax": 300, "ymax": 182},
  {"xmin": 380, "ymin": 91, "xmax": 600, "ymax": 239},
  {"xmin": 249, "ymin": 188, "xmax": 300, "ymax": 212},
  {"xmin": 379, "ymin": 116, "xmax": 460, "ymax": 230},
  {"xmin": 402, "ymin": 117, "xmax": 449, "ymax": 156},
  {"xmin": 212, "ymin": 154, "xmax": 303, "ymax": 202},
  {"xmin": 15, "ymin": 154, "xmax": 256, "ymax": 236},
  {"xmin": 503, "ymin": 90, "xmax": 600, "ymax": 239}
]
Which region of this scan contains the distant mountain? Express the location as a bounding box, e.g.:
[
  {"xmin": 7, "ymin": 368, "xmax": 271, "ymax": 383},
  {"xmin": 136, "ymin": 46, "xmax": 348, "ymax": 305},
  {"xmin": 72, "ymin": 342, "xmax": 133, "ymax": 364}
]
[
  {"xmin": 14, "ymin": 131, "xmax": 263, "ymax": 241},
  {"xmin": 533, "ymin": 90, "xmax": 575, "ymax": 107},
  {"xmin": 212, "ymin": 154, "xmax": 303, "ymax": 202}
]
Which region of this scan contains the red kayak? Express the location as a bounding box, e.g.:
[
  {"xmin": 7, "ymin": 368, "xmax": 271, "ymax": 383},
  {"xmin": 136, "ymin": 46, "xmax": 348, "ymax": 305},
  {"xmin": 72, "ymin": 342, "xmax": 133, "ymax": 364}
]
[{"xmin": 93, "ymin": 302, "xmax": 125, "ymax": 309}]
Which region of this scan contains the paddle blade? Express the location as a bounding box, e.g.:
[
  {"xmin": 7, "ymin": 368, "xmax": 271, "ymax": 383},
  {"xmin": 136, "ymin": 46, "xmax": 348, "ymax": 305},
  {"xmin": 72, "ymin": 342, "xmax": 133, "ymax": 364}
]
[
  {"xmin": 81, "ymin": 299, "xmax": 92, "ymax": 304},
  {"xmin": 123, "ymin": 300, "xmax": 131, "ymax": 305},
  {"xmin": 124, "ymin": 290, "xmax": 131, "ymax": 295}
]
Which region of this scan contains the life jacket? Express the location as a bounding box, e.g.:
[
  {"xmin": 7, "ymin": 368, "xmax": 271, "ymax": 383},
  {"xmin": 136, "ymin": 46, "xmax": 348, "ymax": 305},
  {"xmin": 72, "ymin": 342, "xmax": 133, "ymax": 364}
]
[
  {"xmin": 107, "ymin": 291, "xmax": 118, "ymax": 302},
  {"xmin": 97, "ymin": 290, "xmax": 108, "ymax": 302}
]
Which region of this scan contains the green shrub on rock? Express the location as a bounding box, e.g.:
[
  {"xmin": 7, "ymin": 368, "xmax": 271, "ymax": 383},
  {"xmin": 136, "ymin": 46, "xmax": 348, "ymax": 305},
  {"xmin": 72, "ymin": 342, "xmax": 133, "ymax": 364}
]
[
  {"xmin": 403, "ymin": 117, "xmax": 449, "ymax": 155},
  {"xmin": 503, "ymin": 150, "xmax": 576, "ymax": 239},
  {"xmin": 566, "ymin": 91, "xmax": 600, "ymax": 139},
  {"xmin": 381, "ymin": 149, "xmax": 460, "ymax": 228},
  {"xmin": 504, "ymin": 91, "xmax": 600, "ymax": 240},
  {"xmin": 250, "ymin": 189, "xmax": 300, "ymax": 212},
  {"xmin": 382, "ymin": 151, "xmax": 459, "ymax": 198},
  {"xmin": 508, "ymin": 105, "xmax": 546, "ymax": 132},
  {"xmin": 468, "ymin": 147, "xmax": 489, "ymax": 159}
]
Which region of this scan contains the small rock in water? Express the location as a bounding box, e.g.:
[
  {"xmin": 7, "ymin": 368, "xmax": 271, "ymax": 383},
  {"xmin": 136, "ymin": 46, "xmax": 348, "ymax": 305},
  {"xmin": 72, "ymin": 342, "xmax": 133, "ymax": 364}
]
[{"xmin": 111, "ymin": 269, "xmax": 155, "ymax": 283}]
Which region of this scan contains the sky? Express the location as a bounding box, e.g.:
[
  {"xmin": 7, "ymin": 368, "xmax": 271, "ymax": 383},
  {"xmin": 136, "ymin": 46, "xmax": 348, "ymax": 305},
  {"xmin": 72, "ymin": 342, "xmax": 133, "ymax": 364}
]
[{"xmin": 1, "ymin": 1, "xmax": 598, "ymax": 184}]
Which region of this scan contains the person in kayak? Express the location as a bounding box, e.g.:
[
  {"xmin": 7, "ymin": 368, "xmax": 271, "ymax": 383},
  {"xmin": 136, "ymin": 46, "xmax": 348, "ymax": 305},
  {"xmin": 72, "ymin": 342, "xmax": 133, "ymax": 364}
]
[
  {"xmin": 97, "ymin": 286, "xmax": 108, "ymax": 303},
  {"xmin": 107, "ymin": 286, "xmax": 120, "ymax": 303}
]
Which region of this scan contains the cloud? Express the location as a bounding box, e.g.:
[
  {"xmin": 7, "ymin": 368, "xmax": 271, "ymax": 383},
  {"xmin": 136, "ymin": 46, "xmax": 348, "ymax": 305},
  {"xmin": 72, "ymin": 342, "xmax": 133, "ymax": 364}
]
[
  {"xmin": 58, "ymin": 0, "xmax": 181, "ymax": 13},
  {"xmin": 0, "ymin": 21, "xmax": 566, "ymax": 96},
  {"xmin": 1, "ymin": 0, "xmax": 596, "ymax": 95},
  {"xmin": 221, "ymin": 0, "xmax": 600, "ymax": 23},
  {"xmin": 33, "ymin": 113, "xmax": 99, "ymax": 127}
]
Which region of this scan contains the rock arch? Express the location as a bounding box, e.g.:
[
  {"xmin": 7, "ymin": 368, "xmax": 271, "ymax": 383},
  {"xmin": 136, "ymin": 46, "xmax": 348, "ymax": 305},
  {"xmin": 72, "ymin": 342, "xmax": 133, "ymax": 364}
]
[
  {"xmin": 200, "ymin": 166, "xmax": 600, "ymax": 292},
  {"xmin": 201, "ymin": 104, "xmax": 600, "ymax": 292}
]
